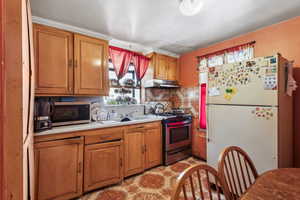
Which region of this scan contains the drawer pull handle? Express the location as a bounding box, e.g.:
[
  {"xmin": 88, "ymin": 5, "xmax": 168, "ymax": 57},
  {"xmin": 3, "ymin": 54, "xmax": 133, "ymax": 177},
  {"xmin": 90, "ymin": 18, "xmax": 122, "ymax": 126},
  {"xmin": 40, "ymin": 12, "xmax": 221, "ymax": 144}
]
[{"xmin": 99, "ymin": 136, "xmax": 110, "ymax": 140}]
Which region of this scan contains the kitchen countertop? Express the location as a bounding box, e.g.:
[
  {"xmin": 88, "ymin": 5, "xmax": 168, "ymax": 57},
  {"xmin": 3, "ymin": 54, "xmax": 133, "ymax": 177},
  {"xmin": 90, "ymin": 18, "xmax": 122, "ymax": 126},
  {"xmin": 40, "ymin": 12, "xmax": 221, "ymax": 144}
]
[{"xmin": 34, "ymin": 115, "xmax": 165, "ymax": 137}]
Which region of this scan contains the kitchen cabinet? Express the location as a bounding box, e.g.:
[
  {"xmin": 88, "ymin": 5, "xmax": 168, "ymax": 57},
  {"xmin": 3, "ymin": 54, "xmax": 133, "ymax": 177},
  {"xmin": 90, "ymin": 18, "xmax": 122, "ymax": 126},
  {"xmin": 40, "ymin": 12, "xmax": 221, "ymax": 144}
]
[
  {"xmin": 124, "ymin": 129, "xmax": 145, "ymax": 177},
  {"xmin": 33, "ymin": 24, "xmax": 74, "ymax": 95},
  {"xmin": 146, "ymin": 52, "xmax": 178, "ymax": 81},
  {"xmin": 84, "ymin": 140, "xmax": 123, "ymax": 192},
  {"xmin": 34, "ymin": 137, "xmax": 84, "ymax": 200},
  {"xmin": 155, "ymin": 54, "xmax": 169, "ymax": 80},
  {"xmin": 34, "ymin": 121, "xmax": 162, "ymax": 198},
  {"xmin": 167, "ymin": 56, "xmax": 178, "ymax": 81},
  {"xmin": 124, "ymin": 122, "xmax": 162, "ymax": 177},
  {"xmin": 33, "ymin": 24, "xmax": 109, "ymax": 96},
  {"xmin": 192, "ymin": 131, "xmax": 207, "ymax": 160},
  {"xmin": 144, "ymin": 127, "xmax": 162, "ymax": 169},
  {"xmin": 74, "ymin": 34, "xmax": 109, "ymax": 95}
]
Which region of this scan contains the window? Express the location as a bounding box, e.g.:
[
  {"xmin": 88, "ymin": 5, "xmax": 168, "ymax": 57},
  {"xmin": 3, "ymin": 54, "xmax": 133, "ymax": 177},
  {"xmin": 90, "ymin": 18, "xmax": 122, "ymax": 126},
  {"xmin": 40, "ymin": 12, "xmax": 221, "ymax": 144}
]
[{"xmin": 104, "ymin": 62, "xmax": 141, "ymax": 105}]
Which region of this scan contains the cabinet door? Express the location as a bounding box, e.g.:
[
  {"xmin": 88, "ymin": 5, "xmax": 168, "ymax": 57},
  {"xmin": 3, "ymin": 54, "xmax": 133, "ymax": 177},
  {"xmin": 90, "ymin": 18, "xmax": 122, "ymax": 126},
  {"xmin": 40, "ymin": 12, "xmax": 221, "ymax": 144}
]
[
  {"xmin": 167, "ymin": 57, "xmax": 178, "ymax": 81},
  {"xmin": 145, "ymin": 128, "xmax": 162, "ymax": 169},
  {"xmin": 74, "ymin": 34, "xmax": 109, "ymax": 95},
  {"xmin": 124, "ymin": 131, "xmax": 145, "ymax": 177},
  {"xmin": 33, "ymin": 24, "xmax": 74, "ymax": 95},
  {"xmin": 155, "ymin": 54, "xmax": 168, "ymax": 80},
  {"xmin": 84, "ymin": 141, "xmax": 123, "ymax": 192},
  {"xmin": 34, "ymin": 138, "xmax": 83, "ymax": 200},
  {"xmin": 192, "ymin": 131, "xmax": 207, "ymax": 160}
]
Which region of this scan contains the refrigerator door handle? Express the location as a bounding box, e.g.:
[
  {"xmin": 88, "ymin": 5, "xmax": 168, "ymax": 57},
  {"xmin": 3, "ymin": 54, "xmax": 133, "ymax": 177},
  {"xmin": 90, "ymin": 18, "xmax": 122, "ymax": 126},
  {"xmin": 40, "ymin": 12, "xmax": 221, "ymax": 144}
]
[{"xmin": 206, "ymin": 106, "xmax": 210, "ymax": 143}]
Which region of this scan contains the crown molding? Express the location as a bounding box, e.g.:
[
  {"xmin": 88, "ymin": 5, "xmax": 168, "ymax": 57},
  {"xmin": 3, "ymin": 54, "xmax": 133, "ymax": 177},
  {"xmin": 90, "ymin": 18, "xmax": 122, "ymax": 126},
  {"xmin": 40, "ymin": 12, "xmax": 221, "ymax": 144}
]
[
  {"xmin": 32, "ymin": 16, "xmax": 112, "ymax": 40},
  {"xmin": 32, "ymin": 16, "xmax": 180, "ymax": 58}
]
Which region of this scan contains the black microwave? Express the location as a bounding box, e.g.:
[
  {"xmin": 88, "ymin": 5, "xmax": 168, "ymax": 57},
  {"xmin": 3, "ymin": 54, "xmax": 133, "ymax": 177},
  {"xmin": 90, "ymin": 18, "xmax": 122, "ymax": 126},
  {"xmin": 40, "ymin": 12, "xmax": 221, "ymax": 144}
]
[{"xmin": 51, "ymin": 102, "xmax": 91, "ymax": 127}]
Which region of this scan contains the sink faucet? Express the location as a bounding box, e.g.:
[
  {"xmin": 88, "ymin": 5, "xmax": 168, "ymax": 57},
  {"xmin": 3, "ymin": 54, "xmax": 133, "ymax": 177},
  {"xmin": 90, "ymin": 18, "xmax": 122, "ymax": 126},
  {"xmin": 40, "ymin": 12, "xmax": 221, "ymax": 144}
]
[{"xmin": 120, "ymin": 110, "xmax": 138, "ymax": 118}]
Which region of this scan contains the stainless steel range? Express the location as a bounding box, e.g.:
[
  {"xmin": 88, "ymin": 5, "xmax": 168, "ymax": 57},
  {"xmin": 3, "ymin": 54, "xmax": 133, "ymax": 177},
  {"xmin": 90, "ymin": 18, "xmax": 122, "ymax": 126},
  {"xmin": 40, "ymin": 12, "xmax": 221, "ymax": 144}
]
[{"xmin": 160, "ymin": 113, "xmax": 192, "ymax": 165}]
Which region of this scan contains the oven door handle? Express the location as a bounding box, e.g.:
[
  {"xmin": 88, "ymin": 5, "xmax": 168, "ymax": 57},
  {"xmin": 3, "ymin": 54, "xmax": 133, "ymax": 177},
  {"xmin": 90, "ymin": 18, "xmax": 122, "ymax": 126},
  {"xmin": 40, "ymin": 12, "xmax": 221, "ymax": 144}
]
[{"xmin": 166, "ymin": 120, "xmax": 191, "ymax": 126}]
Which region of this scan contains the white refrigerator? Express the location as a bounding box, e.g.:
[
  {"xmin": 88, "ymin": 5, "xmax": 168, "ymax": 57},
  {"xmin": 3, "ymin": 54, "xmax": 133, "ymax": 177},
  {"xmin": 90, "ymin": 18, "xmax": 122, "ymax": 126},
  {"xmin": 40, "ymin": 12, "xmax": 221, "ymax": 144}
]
[{"xmin": 206, "ymin": 54, "xmax": 293, "ymax": 174}]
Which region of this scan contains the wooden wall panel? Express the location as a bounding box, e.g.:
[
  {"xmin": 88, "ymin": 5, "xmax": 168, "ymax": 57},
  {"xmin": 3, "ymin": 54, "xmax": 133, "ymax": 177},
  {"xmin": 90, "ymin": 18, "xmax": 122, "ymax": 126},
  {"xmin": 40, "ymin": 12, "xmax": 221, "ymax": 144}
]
[
  {"xmin": 2, "ymin": 0, "xmax": 23, "ymax": 199},
  {"xmin": 0, "ymin": 0, "xmax": 4, "ymax": 198}
]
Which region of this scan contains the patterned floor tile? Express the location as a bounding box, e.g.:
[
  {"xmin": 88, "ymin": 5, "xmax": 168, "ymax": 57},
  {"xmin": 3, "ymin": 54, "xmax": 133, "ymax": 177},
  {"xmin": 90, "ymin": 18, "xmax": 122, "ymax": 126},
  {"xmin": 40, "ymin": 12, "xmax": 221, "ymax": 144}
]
[{"xmin": 79, "ymin": 157, "xmax": 205, "ymax": 200}]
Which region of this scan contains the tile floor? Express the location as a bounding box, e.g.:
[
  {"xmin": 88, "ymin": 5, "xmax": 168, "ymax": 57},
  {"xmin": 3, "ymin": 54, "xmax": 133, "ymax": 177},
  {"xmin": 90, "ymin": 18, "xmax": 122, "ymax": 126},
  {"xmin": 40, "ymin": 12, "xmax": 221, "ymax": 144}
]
[{"xmin": 79, "ymin": 157, "xmax": 205, "ymax": 200}]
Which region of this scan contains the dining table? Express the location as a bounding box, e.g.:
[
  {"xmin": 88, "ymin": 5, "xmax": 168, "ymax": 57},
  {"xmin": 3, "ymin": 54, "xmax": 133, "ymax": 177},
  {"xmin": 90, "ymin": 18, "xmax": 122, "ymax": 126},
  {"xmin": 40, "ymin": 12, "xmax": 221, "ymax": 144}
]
[{"xmin": 240, "ymin": 168, "xmax": 300, "ymax": 200}]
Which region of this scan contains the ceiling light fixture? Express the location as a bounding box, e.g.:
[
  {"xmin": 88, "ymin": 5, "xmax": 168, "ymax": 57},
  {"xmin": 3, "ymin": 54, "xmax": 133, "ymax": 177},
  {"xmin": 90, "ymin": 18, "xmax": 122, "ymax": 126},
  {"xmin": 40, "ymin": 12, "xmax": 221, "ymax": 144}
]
[{"xmin": 179, "ymin": 0, "xmax": 203, "ymax": 16}]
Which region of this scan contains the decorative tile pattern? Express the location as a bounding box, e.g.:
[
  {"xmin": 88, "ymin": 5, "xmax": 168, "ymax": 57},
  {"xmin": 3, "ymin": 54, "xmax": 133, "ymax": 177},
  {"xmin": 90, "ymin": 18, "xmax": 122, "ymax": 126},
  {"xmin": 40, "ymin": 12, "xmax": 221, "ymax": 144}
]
[{"xmin": 79, "ymin": 157, "xmax": 205, "ymax": 200}]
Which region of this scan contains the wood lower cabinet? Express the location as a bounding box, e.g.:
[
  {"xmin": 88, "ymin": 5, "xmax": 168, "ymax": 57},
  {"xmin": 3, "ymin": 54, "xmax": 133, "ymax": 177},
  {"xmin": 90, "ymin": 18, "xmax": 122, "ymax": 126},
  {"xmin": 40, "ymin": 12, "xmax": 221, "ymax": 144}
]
[
  {"xmin": 34, "ymin": 137, "xmax": 84, "ymax": 200},
  {"xmin": 124, "ymin": 122, "xmax": 162, "ymax": 177},
  {"xmin": 192, "ymin": 131, "xmax": 207, "ymax": 160},
  {"xmin": 145, "ymin": 128, "xmax": 162, "ymax": 169},
  {"xmin": 124, "ymin": 130, "xmax": 145, "ymax": 177},
  {"xmin": 74, "ymin": 34, "xmax": 109, "ymax": 96},
  {"xmin": 33, "ymin": 24, "xmax": 74, "ymax": 95},
  {"xmin": 34, "ymin": 122, "xmax": 162, "ymax": 199},
  {"xmin": 84, "ymin": 141, "xmax": 123, "ymax": 192}
]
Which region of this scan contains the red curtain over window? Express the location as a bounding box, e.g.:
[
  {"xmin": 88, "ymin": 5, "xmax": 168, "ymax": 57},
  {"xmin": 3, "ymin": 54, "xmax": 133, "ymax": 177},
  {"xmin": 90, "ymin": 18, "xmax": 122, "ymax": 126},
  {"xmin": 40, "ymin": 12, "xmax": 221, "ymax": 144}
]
[
  {"xmin": 199, "ymin": 83, "xmax": 207, "ymax": 129},
  {"xmin": 197, "ymin": 41, "xmax": 256, "ymax": 60},
  {"xmin": 109, "ymin": 46, "xmax": 133, "ymax": 79},
  {"xmin": 132, "ymin": 54, "xmax": 150, "ymax": 81}
]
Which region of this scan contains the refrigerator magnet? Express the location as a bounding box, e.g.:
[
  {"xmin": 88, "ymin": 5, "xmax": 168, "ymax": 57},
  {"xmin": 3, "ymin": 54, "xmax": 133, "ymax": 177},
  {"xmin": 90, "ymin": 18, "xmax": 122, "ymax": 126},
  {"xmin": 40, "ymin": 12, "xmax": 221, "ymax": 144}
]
[{"xmin": 208, "ymin": 87, "xmax": 220, "ymax": 97}]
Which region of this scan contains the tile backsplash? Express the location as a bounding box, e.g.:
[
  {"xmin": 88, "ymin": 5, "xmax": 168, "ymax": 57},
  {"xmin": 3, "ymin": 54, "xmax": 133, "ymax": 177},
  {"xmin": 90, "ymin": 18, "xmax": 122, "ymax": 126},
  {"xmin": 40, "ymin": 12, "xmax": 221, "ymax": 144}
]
[{"xmin": 35, "ymin": 86, "xmax": 200, "ymax": 121}]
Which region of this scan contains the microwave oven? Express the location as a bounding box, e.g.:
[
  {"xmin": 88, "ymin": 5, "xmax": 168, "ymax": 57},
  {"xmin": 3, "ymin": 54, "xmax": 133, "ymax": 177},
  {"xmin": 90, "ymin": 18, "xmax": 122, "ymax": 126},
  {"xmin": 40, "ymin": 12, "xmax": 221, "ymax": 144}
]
[{"xmin": 51, "ymin": 102, "xmax": 91, "ymax": 127}]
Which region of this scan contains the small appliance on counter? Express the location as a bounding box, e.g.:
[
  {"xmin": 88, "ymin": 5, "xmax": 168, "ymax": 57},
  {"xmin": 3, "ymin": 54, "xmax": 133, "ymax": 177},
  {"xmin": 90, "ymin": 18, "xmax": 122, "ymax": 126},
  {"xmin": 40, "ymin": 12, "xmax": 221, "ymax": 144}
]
[
  {"xmin": 51, "ymin": 101, "xmax": 91, "ymax": 126},
  {"xmin": 34, "ymin": 98, "xmax": 91, "ymax": 132},
  {"xmin": 34, "ymin": 98, "xmax": 53, "ymax": 132}
]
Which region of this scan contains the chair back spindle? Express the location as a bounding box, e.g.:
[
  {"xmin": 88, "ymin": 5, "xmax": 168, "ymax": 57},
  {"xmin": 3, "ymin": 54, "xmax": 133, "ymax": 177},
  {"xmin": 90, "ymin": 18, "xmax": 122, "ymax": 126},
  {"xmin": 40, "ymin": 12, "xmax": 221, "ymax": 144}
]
[
  {"xmin": 218, "ymin": 146, "xmax": 259, "ymax": 200},
  {"xmin": 171, "ymin": 164, "xmax": 231, "ymax": 200}
]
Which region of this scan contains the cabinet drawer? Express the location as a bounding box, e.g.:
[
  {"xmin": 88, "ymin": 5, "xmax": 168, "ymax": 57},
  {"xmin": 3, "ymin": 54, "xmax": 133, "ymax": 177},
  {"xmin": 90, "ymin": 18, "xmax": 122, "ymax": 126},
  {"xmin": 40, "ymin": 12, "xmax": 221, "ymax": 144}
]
[
  {"xmin": 126, "ymin": 122, "xmax": 161, "ymax": 132},
  {"xmin": 85, "ymin": 128, "xmax": 123, "ymax": 144}
]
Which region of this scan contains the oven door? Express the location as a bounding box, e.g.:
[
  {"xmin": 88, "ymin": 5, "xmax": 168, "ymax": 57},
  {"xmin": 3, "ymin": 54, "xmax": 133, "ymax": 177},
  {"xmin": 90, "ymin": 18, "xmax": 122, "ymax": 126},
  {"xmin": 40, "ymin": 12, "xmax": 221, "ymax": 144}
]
[
  {"xmin": 52, "ymin": 102, "xmax": 91, "ymax": 126},
  {"xmin": 165, "ymin": 121, "xmax": 192, "ymax": 151}
]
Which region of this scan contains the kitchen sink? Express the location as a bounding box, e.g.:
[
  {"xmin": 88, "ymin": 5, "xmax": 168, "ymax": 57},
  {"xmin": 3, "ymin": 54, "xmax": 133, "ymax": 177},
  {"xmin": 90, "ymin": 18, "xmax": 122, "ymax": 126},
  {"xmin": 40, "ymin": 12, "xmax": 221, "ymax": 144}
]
[{"xmin": 97, "ymin": 115, "xmax": 157, "ymax": 124}]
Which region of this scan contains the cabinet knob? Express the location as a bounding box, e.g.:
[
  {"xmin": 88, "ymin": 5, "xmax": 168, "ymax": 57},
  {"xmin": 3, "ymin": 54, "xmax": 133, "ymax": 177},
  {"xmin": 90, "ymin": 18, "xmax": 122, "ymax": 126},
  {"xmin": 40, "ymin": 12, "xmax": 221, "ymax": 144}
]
[{"xmin": 68, "ymin": 59, "xmax": 73, "ymax": 67}]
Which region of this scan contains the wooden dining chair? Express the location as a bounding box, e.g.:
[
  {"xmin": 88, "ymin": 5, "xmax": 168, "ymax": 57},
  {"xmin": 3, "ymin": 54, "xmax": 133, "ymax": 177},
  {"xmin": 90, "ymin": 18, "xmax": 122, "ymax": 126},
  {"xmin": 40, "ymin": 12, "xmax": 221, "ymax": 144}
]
[
  {"xmin": 171, "ymin": 164, "xmax": 231, "ymax": 200},
  {"xmin": 218, "ymin": 146, "xmax": 259, "ymax": 200}
]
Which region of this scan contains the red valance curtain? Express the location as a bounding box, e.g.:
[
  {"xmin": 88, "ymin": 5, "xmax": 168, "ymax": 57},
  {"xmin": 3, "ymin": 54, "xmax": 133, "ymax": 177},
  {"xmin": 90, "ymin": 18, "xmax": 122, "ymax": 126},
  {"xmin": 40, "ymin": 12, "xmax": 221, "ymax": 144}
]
[
  {"xmin": 109, "ymin": 46, "xmax": 133, "ymax": 80},
  {"xmin": 132, "ymin": 54, "xmax": 150, "ymax": 81},
  {"xmin": 109, "ymin": 46, "xmax": 150, "ymax": 81},
  {"xmin": 197, "ymin": 41, "xmax": 256, "ymax": 60}
]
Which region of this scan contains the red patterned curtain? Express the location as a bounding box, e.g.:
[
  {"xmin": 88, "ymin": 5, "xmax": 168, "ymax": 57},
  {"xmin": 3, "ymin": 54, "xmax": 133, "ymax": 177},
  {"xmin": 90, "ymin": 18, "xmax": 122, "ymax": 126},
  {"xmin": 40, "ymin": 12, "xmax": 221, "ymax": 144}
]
[
  {"xmin": 109, "ymin": 46, "xmax": 133, "ymax": 79},
  {"xmin": 132, "ymin": 54, "xmax": 150, "ymax": 81}
]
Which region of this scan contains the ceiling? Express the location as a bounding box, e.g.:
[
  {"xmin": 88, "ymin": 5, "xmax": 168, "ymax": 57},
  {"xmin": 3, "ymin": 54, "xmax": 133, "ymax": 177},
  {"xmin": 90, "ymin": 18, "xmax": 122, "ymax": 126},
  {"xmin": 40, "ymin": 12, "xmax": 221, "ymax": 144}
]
[{"xmin": 30, "ymin": 0, "xmax": 300, "ymax": 55}]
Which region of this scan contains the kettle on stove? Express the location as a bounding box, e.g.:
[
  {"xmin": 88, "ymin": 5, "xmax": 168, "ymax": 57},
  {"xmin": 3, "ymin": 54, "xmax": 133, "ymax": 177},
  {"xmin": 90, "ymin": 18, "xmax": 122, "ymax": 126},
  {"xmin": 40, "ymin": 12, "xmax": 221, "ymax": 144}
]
[{"xmin": 154, "ymin": 103, "xmax": 165, "ymax": 115}]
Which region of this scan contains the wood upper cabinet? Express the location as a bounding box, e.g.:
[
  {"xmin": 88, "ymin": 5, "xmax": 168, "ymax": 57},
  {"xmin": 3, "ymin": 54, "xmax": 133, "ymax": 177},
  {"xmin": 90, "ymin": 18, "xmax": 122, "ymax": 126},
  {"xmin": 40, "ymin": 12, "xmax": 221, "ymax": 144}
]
[
  {"xmin": 167, "ymin": 56, "xmax": 178, "ymax": 81},
  {"xmin": 84, "ymin": 140, "xmax": 123, "ymax": 192},
  {"xmin": 34, "ymin": 137, "xmax": 84, "ymax": 200},
  {"xmin": 74, "ymin": 34, "xmax": 109, "ymax": 96},
  {"xmin": 144, "ymin": 128, "xmax": 162, "ymax": 169},
  {"xmin": 146, "ymin": 53, "xmax": 178, "ymax": 81},
  {"xmin": 124, "ymin": 129, "xmax": 145, "ymax": 177},
  {"xmin": 33, "ymin": 24, "xmax": 109, "ymax": 96},
  {"xmin": 155, "ymin": 54, "xmax": 168, "ymax": 80},
  {"xmin": 124, "ymin": 122, "xmax": 162, "ymax": 177},
  {"xmin": 33, "ymin": 24, "xmax": 74, "ymax": 95}
]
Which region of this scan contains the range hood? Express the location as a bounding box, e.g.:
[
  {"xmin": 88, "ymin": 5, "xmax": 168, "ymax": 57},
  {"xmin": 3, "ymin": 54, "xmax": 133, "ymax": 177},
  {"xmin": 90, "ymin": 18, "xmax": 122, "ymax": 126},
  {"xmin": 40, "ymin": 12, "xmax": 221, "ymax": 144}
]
[{"xmin": 144, "ymin": 79, "xmax": 180, "ymax": 88}]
